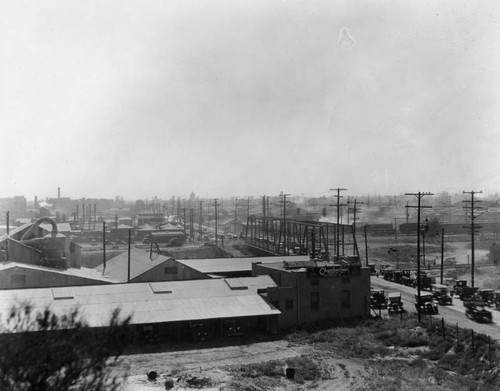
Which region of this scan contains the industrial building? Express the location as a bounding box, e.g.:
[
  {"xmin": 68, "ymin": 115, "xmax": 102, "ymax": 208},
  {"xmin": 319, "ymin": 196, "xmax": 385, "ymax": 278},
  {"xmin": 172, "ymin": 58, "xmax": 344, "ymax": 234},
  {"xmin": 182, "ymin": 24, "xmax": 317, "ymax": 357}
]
[
  {"xmin": 252, "ymin": 257, "xmax": 371, "ymax": 329},
  {"xmin": 0, "ymin": 217, "xmax": 111, "ymax": 289},
  {"xmin": 0, "ymin": 276, "xmax": 281, "ymax": 340},
  {"xmin": 95, "ymin": 248, "xmax": 177, "ymax": 283}
]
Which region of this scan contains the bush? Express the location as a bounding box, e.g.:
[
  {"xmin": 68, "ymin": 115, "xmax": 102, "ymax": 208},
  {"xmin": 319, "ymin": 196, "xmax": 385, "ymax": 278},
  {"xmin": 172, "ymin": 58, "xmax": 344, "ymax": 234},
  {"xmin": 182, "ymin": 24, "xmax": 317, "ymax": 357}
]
[{"xmin": 0, "ymin": 302, "xmax": 133, "ymax": 391}]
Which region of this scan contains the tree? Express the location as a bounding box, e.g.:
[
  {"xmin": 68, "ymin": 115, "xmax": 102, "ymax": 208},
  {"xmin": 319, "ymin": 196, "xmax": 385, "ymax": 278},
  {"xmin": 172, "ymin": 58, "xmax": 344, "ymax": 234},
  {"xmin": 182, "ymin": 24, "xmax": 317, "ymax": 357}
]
[{"xmin": 0, "ymin": 303, "xmax": 133, "ymax": 390}]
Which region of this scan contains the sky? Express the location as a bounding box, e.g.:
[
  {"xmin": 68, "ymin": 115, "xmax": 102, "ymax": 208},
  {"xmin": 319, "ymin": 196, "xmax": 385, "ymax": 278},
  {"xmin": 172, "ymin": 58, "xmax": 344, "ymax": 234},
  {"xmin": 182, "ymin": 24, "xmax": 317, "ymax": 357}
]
[{"xmin": 1, "ymin": 0, "xmax": 500, "ymax": 201}]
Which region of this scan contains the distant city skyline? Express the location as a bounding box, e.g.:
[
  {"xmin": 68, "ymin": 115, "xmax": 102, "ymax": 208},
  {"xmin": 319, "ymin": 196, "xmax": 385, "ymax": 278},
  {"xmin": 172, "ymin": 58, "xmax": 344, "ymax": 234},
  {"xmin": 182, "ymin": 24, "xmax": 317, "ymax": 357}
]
[{"xmin": 2, "ymin": 1, "xmax": 500, "ymax": 200}]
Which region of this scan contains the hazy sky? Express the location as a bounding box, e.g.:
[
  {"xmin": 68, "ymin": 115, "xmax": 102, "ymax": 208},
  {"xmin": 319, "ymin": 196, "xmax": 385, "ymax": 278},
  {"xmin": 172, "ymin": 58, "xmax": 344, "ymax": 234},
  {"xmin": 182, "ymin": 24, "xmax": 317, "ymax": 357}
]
[{"xmin": 1, "ymin": 0, "xmax": 500, "ymax": 201}]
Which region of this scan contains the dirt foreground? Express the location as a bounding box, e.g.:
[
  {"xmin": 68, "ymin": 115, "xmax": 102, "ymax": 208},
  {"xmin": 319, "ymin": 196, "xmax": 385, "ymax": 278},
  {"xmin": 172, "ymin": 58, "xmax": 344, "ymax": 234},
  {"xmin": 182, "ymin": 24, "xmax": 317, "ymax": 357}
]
[
  {"xmin": 117, "ymin": 315, "xmax": 500, "ymax": 391},
  {"xmin": 120, "ymin": 339, "xmax": 371, "ymax": 391}
]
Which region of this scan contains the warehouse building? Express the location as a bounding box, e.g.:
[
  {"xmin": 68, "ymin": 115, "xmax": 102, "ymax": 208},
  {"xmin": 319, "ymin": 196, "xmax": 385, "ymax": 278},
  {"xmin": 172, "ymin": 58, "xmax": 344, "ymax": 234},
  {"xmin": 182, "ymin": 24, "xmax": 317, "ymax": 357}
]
[{"xmin": 0, "ymin": 276, "xmax": 280, "ymax": 341}]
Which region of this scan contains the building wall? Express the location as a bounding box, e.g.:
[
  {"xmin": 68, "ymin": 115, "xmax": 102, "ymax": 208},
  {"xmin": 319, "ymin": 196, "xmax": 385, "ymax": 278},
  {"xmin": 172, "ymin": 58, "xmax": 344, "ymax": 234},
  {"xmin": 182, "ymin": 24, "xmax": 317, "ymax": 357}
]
[
  {"xmin": 252, "ymin": 264, "xmax": 370, "ymax": 330},
  {"xmin": 131, "ymin": 259, "xmax": 209, "ymax": 283},
  {"xmin": 3, "ymin": 239, "xmax": 42, "ymax": 265},
  {"xmin": 0, "ymin": 267, "xmax": 110, "ymax": 290}
]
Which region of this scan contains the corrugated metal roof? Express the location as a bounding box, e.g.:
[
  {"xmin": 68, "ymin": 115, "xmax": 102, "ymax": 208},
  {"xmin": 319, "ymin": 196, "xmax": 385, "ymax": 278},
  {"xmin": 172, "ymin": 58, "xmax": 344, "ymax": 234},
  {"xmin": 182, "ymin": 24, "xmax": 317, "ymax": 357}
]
[
  {"xmin": 177, "ymin": 255, "xmax": 310, "ymax": 274},
  {"xmin": 0, "ymin": 261, "xmax": 112, "ymax": 283},
  {"xmin": 0, "ymin": 276, "xmax": 279, "ymax": 328},
  {"xmin": 94, "ymin": 248, "xmax": 173, "ymax": 282}
]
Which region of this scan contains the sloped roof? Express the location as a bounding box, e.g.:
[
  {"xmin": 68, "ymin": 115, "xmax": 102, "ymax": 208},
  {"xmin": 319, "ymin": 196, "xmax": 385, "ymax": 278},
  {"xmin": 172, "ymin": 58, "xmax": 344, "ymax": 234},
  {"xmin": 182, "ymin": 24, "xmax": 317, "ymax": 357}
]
[
  {"xmin": 0, "ymin": 223, "xmax": 32, "ymax": 242},
  {"xmin": 177, "ymin": 255, "xmax": 310, "ymax": 274},
  {"xmin": 0, "ymin": 276, "xmax": 279, "ymax": 328},
  {"xmin": 0, "ymin": 261, "xmax": 111, "ymax": 283},
  {"xmin": 94, "ymin": 248, "xmax": 174, "ymax": 282}
]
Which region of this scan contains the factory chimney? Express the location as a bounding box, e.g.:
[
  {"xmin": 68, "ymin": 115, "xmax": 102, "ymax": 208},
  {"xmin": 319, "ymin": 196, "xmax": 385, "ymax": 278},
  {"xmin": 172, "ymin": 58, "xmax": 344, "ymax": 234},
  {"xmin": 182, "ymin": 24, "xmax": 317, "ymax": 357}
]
[
  {"xmin": 34, "ymin": 196, "xmax": 38, "ymax": 209},
  {"xmin": 58, "ymin": 187, "xmax": 61, "ymax": 200}
]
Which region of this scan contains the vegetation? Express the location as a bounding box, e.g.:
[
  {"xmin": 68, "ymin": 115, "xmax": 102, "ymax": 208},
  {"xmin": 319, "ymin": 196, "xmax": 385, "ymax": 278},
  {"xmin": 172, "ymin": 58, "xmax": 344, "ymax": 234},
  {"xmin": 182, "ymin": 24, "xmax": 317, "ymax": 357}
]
[
  {"xmin": 0, "ymin": 303, "xmax": 133, "ymax": 391},
  {"xmin": 282, "ymin": 314, "xmax": 500, "ymax": 390}
]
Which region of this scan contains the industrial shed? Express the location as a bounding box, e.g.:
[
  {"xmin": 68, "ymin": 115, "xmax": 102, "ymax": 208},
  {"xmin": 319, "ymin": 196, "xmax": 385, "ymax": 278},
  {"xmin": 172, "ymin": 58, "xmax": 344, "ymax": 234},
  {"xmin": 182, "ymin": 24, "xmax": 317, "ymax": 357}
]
[
  {"xmin": 94, "ymin": 248, "xmax": 179, "ymax": 283},
  {"xmin": 0, "ymin": 276, "xmax": 280, "ymax": 340},
  {"xmin": 0, "ymin": 261, "xmax": 111, "ymax": 289}
]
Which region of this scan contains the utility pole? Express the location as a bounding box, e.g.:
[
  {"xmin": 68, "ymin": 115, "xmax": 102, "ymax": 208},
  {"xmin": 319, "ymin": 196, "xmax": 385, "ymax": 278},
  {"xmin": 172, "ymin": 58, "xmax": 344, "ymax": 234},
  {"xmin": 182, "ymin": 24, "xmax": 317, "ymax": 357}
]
[
  {"xmin": 5, "ymin": 211, "xmax": 9, "ymax": 261},
  {"xmin": 330, "ymin": 188, "xmax": 347, "ymax": 259},
  {"xmin": 463, "ymin": 190, "xmax": 483, "ymax": 289},
  {"xmin": 405, "ymin": 192, "xmax": 433, "ymax": 323},
  {"xmin": 214, "ymin": 198, "xmax": 219, "ymax": 246},
  {"xmin": 346, "ymin": 197, "xmax": 350, "ymax": 225},
  {"xmin": 102, "ymin": 222, "xmax": 107, "ymax": 273},
  {"xmin": 364, "ymin": 224, "xmax": 369, "ymax": 267},
  {"xmin": 181, "ymin": 207, "xmax": 186, "ymax": 235},
  {"xmin": 279, "ymin": 193, "xmax": 291, "ymax": 255},
  {"xmin": 234, "ymin": 197, "xmax": 239, "ymax": 234},
  {"xmin": 127, "ymin": 229, "xmax": 131, "ymax": 282},
  {"xmin": 352, "ymin": 199, "xmax": 363, "ymax": 237},
  {"xmin": 199, "ymin": 201, "xmax": 203, "ymax": 241},
  {"xmin": 189, "ymin": 208, "xmax": 194, "ymax": 241},
  {"xmin": 440, "ymin": 227, "xmax": 445, "ymax": 284}
]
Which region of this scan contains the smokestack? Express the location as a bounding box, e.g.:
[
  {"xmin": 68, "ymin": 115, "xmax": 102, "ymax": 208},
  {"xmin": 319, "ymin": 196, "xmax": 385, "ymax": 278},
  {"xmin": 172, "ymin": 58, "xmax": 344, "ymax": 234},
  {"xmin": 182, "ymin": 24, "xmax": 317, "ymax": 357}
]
[
  {"xmin": 58, "ymin": 187, "xmax": 60, "ymax": 200},
  {"xmin": 115, "ymin": 214, "xmax": 118, "ymax": 229},
  {"xmin": 34, "ymin": 196, "xmax": 38, "ymax": 209}
]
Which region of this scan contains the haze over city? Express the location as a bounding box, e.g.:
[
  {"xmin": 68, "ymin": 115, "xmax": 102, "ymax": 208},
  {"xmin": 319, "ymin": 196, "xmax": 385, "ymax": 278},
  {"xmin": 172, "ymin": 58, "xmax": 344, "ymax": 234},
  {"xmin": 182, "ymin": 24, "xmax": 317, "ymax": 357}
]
[{"xmin": 2, "ymin": 0, "xmax": 500, "ymax": 200}]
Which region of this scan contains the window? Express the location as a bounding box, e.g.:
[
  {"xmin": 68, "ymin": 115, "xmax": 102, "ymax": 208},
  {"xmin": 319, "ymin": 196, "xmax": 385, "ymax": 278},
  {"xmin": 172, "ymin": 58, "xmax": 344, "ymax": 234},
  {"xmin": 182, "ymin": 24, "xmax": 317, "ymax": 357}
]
[
  {"xmin": 341, "ymin": 290, "xmax": 351, "ymax": 310},
  {"xmin": 285, "ymin": 299, "xmax": 294, "ymax": 310},
  {"xmin": 163, "ymin": 266, "xmax": 177, "ymax": 275},
  {"xmin": 310, "ymin": 278, "xmax": 319, "ymax": 286},
  {"xmin": 310, "ymin": 292, "xmax": 320, "ymax": 311},
  {"xmin": 11, "ymin": 274, "xmax": 26, "ymax": 284}
]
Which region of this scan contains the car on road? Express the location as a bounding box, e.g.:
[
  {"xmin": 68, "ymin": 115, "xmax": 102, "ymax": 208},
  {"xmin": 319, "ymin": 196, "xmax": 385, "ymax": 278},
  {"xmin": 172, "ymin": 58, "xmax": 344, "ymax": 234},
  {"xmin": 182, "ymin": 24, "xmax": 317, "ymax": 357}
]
[
  {"xmin": 414, "ymin": 292, "xmax": 439, "ymax": 315},
  {"xmin": 465, "ymin": 301, "xmax": 493, "ymax": 323}
]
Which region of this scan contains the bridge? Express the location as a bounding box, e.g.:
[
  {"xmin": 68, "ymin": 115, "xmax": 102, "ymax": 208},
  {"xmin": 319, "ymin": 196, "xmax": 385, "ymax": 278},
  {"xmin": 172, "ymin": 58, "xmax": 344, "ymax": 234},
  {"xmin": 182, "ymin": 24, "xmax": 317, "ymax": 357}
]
[{"xmin": 245, "ymin": 215, "xmax": 360, "ymax": 259}]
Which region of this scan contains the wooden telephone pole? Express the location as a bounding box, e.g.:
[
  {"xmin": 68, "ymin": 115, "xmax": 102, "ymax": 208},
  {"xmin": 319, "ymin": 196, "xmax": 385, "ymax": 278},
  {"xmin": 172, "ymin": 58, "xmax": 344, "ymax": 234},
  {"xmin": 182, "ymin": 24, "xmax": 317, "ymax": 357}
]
[{"xmin": 406, "ymin": 192, "xmax": 433, "ymax": 323}]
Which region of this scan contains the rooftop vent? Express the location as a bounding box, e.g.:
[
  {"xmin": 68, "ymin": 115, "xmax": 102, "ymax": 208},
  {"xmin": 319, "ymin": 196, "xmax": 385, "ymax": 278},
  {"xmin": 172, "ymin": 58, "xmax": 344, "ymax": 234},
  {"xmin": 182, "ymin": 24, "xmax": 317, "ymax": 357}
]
[
  {"xmin": 225, "ymin": 279, "xmax": 248, "ymax": 290},
  {"xmin": 52, "ymin": 287, "xmax": 74, "ymax": 300},
  {"xmin": 149, "ymin": 282, "xmax": 172, "ymax": 294}
]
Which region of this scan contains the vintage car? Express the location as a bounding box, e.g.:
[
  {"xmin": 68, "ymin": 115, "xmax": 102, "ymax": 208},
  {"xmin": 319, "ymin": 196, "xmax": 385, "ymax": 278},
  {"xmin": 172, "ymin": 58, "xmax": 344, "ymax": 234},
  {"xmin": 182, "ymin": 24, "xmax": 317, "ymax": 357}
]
[
  {"xmin": 465, "ymin": 301, "xmax": 493, "ymax": 323},
  {"xmin": 370, "ymin": 289, "xmax": 387, "ymax": 310},
  {"xmin": 431, "ymin": 284, "xmax": 453, "ymax": 305},
  {"xmin": 414, "ymin": 292, "xmax": 439, "ymax": 315},
  {"xmin": 386, "ymin": 292, "xmax": 406, "ymax": 315}
]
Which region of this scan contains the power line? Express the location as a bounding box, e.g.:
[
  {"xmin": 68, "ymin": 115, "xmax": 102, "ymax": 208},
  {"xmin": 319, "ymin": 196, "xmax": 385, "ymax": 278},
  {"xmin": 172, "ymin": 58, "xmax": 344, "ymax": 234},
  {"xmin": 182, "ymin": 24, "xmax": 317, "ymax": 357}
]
[
  {"xmin": 405, "ymin": 191, "xmax": 433, "ymax": 323},
  {"xmin": 330, "ymin": 188, "xmax": 347, "ymax": 259},
  {"xmin": 463, "ymin": 190, "xmax": 483, "ymax": 289}
]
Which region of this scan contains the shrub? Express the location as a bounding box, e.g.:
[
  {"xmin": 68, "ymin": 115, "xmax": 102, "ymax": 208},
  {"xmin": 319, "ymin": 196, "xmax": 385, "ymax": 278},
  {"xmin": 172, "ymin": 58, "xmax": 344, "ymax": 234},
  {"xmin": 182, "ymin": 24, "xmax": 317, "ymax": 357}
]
[{"xmin": 0, "ymin": 303, "xmax": 132, "ymax": 391}]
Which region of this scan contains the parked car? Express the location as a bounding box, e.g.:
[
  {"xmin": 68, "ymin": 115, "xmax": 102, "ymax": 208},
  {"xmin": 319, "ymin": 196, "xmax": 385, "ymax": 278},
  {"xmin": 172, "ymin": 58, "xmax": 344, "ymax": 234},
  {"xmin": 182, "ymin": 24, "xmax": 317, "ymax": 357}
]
[
  {"xmin": 370, "ymin": 289, "xmax": 387, "ymax": 310},
  {"xmin": 414, "ymin": 292, "xmax": 439, "ymax": 315},
  {"xmin": 386, "ymin": 292, "xmax": 406, "ymax": 315}
]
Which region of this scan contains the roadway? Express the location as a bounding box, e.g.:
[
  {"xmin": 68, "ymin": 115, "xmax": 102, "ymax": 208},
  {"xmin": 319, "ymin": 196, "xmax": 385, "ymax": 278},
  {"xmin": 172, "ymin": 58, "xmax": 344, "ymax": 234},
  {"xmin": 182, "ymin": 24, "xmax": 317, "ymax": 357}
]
[{"xmin": 371, "ymin": 276, "xmax": 500, "ymax": 341}]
